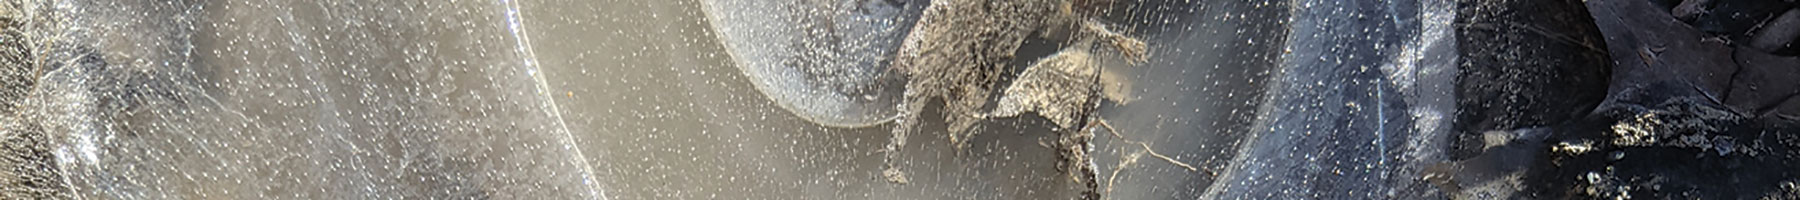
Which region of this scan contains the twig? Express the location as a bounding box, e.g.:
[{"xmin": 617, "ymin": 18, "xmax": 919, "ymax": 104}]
[
  {"xmin": 1137, "ymin": 142, "xmax": 1197, "ymax": 171},
  {"xmin": 1096, "ymin": 119, "xmax": 1197, "ymax": 172},
  {"xmin": 1104, "ymin": 149, "xmax": 1143, "ymax": 198},
  {"xmin": 1098, "ymin": 118, "xmax": 1126, "ymax": 138}
]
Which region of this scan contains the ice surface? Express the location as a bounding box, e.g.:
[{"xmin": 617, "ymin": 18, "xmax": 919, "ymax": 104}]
[
  {"xmin": 2, "ymin": 0, "xmax": 600, "ymax": 198},
  {"xmin": 1201, "ymin": 0, "xmax": 1461, "ymax": 198},
  {"xmin": 697, "ymin": 0, "xmax": 923, "ymax": 127},
  {"xmin": 0, "ymin": 0, "xmax": 1489, "ymax": 199}
]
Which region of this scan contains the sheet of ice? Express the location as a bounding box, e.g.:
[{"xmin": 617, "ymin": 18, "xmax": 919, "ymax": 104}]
[
  {"xmin": 1, "ymin": 0, "xmax": 602, "ymax": 198},
  {"xmin": 1199, "ymin": 0, "xmax": 1459, "ymax": 198},
  {"xmin": 696, "ymin": 0, "xmax": 923, "ymax": 127},
  {"xmin": 0, "ymin": 0, "xmax": 1472, "ymax": 198}
]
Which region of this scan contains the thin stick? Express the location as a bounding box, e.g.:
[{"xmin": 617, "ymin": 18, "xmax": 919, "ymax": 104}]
[
  {"xmin": 1138, "ymin": 142, "xmax": 1197, "ymax": 171},
  {"xmin": 1096, "ymin": 119, "xmax": 1197, "ymax": 172},
  {"xmin": 1104, "ymin": 149, "xmax": 1143, "ymax": 198},
  {"xmin": 1098, "ymin": 119, "xmax": 1125, "ymax": 139}
]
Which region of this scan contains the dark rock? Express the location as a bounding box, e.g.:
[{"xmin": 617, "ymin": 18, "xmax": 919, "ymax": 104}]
[
  {"xmin": 1680, "ymin": 0, "xmax": 1794, "ymax": 41},
  {"xmin": 1752, "ymin": 9, "xmax": 1800, "ymax": 54},
  {"xmin": 1726, "ymin": 49, "xmax": 1800, "ymax": 119},
  {"xmin": 1671, "ymin": 0, "xmax": 1712, "ymax": 21}
]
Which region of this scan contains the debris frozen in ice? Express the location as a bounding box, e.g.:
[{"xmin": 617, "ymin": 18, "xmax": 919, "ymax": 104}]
[{"xmin": 878, "ymin": 1, "xmax": 1151, "ymax": 198}]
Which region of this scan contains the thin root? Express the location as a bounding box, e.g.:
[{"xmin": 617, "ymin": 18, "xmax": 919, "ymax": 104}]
[
  {"xmin": 1094, "ymin": 119, "xmax": 1201, "ymax": 199},
  {"xmin": 1096, "ymin": 119, "xmax": 1197, "ymax": 172},
  {"xmin": 1137, "ymin": 142, "xmax": 1198, "ymax": 171},
  {"xmin": 1104, "ymin": 149, "xmax": 1144, "ymax": 197}
]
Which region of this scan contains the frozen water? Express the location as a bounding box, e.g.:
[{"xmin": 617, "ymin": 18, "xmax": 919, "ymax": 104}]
[
  {"xmin": 1200, "ymin": 0, "xmax": 1459, "ymax": 198},
  {"xmin": 698, "ymin": 0, "xmax": 923, "ymax": 127},
  {"xmin": 0, "ymin": 0, "xmax": 1486, "ymax": 199},
  {"xmin": 2, "ymin": 0, "xmax": 600, "ymax": 198}
]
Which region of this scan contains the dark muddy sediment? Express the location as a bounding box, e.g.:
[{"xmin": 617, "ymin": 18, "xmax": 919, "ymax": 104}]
[
  {"xmin": 1443, "ymin": 0, "xmax": 1615, "ymax": 198},
  {"xmin": 1514, "ymin": 0, "xmax": 1800, "ymax": 198},
  {"xmin": 1451, "ymin": 0, "xmax": 1800, "ymax": 198}
]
